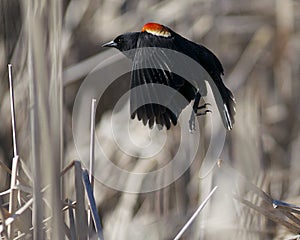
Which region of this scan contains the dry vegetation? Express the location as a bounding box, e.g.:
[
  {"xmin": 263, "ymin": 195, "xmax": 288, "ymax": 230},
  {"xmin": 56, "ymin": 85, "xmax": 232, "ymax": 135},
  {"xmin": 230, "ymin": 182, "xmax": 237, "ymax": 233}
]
[{"xmin": 0, "ymin": 0, "xmax": 300, "ymax": 239}]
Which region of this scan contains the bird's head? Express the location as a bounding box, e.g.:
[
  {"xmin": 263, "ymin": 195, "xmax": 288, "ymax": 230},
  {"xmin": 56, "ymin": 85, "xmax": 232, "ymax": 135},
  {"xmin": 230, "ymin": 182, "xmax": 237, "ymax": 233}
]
[
  {"xmin": 102, "ymin": 23, "xmax": 173, "ymax": 52},
  {"xmin": 102, "ymin": 32, "xmax": 140, "ymax": 52}
]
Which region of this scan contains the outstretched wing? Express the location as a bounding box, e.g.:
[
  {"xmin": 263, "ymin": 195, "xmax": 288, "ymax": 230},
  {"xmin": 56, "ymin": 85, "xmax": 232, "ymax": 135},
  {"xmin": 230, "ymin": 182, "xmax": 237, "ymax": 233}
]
[{"xmin": 130, "ymin": 33, "xmax": 197, "ymax": 129}]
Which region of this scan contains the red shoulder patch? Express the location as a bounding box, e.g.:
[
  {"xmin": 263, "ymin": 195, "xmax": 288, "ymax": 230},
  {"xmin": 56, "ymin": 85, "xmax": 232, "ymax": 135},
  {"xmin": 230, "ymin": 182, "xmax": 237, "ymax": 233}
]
[{"xmin": 141, "ymin": 23, "xmax": 171, "ymax": 37}]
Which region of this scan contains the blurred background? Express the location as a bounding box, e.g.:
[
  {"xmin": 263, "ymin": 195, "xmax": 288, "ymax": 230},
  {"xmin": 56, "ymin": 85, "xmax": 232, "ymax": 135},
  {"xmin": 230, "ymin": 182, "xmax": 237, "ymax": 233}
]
[{"xmin": 0, "ymin": 0, "xmax": 300, "ymax": 239}]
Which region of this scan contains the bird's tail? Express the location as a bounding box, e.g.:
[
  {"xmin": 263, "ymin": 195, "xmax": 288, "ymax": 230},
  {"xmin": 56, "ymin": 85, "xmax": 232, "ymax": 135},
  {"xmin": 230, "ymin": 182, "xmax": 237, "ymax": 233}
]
[{"xmin": 213, "ymin": 81, "xmax": 236, "ymax": 130}]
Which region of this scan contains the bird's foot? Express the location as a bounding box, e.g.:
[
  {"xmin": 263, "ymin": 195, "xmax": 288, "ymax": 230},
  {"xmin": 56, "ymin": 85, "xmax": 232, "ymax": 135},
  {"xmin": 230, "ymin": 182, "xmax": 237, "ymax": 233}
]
[
  {"xmin": 197, "ymin": 103, "xmax": 211, "ymax": 110},
  {"xmin": 196, "ymin": 109, "xmax": 212, "ymax": 116},
  {"xmin": 189, "ymin": 103, "xmax": 211, "ymax": 132}
]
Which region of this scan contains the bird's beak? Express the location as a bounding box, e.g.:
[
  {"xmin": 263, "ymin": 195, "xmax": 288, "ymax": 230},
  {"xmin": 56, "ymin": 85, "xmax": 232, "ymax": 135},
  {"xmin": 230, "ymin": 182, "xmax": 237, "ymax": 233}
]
[{"xmin": 102, "ymin": 40, "xmax": 117, "ymax": 48}]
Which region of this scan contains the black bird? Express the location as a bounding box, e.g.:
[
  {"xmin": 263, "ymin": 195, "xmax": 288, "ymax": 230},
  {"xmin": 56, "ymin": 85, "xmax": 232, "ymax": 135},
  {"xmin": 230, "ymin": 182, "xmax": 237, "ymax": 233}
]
[{"xmin": 103, "ymin": 22, "xmax": 235, "ymax": 131}]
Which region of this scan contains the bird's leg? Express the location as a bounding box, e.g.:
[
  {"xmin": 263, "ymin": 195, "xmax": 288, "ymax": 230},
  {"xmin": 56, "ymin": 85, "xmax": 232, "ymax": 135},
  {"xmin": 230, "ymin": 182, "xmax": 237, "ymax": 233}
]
[
  {"xmin": 196, "ymin": 103, "xmax": 211, "ymax": 116},
  {"xmin": 189, "ymin": 92, "xmax": 201, "ymax": 132},
  {"xmin": 193, "ymin": 91, "xmax": 201, "ymax": 113},
  {"xmin": 189, "ymin": 91, "xmax": 211, "ymax": 132},
  {"xmin": 189, "ymin": 112, "xmax": 196, "ymax": 132}
]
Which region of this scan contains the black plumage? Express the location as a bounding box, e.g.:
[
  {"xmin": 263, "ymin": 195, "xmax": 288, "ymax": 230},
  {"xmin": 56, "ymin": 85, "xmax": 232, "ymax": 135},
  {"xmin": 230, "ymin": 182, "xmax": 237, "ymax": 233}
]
[{"xmin": 103, "ymin": 22, "xmax": 235, "ymax": 130}]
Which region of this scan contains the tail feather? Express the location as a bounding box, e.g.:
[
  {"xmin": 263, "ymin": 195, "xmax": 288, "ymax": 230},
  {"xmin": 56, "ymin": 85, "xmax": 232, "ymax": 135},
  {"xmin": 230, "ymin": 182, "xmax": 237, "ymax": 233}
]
[{"xmin": 213, "ymin": 81, "xmax": 236, "ymax": 130}]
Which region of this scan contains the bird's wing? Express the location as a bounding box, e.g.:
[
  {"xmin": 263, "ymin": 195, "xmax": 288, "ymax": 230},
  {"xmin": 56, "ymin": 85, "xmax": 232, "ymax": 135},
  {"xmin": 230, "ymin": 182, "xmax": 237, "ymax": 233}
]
[{"xmin": 130, "ymin": 35, "xmax": 195, "ymax": 129}]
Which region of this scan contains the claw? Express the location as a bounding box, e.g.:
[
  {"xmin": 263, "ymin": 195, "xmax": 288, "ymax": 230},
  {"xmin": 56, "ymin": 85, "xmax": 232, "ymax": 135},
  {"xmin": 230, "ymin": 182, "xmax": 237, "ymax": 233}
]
[
  {"xmin": 190, "ymin": 92, "xmax": 211, "ymax": 132},
  {"xmin": 197, "ymin": 103, "xmax": 211, "ymax": 110},
  {"xmin": 196, "ymin": 109, "xmax": 212, "ymax": 116},
  {"xmin": 190, "ymin": 104, "xmax": 211, "ymax": 132}
]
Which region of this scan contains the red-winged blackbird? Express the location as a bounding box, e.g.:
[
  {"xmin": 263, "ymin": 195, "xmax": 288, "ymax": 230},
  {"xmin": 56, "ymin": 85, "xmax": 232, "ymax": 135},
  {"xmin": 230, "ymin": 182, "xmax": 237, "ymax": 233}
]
[{"xmin": 103, "ymin": 22, "xmax": 235, "ymax": 131}]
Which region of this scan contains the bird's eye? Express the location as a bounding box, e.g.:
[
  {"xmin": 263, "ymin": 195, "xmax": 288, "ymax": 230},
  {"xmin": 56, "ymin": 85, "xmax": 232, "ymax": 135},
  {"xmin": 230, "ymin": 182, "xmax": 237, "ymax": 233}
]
[{"xmin": 117, "ymin": 38, "xmax": 122, "ymax": 43}]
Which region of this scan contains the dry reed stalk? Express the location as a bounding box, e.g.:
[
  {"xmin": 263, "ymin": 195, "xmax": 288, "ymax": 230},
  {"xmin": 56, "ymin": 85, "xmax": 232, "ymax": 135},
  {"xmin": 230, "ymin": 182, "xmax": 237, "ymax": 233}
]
[
  {"xmin": 87, "ymin": 98, "xmax": 97, "ymax": 238},
  {"xmin": 48, "ymin": 1, "xmax": 64, "ymax": 238},
  {"xmin": 89, "ymin": 99, "xmax": 97, "ymax": 189},
  {"xmin": 8, "ymin": 64, "xmax": 18, "ymax": 158},
  {"xmin": 0, "ymin": 195, "xmax": 8, "ymax": 239},
  {"xmin": 74, "ymin": 161, "xmax": 88, "ymax": 239},
  {"xmin": 82, "ymin": 169, "xmax": 104, "ymax": 240},
  {"xmin": 7, "ymin": 63, "xmax": 20, "ymax": 238},
  {"xmin": 174, "ymin": 186, "xmax": 218, "ymax": 240},
  {"xmin": 67, "ymin": 199, "xmax": 77, "ymax": 240},
  {"xmin": 22, "ymin": 0, "xmax": 64, "ymax": 238},
  {"xmin": 7, "ymin": 156, "xmax": 19, "ymax": 238}
]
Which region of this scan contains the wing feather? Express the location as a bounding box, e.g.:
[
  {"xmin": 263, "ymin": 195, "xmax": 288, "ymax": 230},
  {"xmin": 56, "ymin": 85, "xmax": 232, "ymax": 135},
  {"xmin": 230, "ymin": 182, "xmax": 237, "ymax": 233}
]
[{"xmin": 130, "ymin": 35, "xmax": 195, "ymax": 129}]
